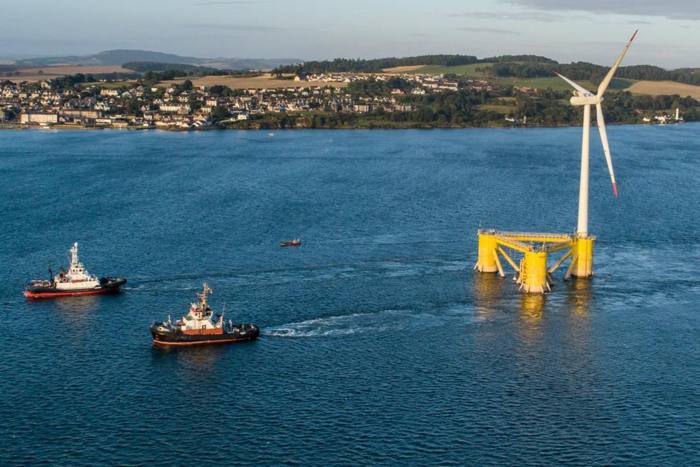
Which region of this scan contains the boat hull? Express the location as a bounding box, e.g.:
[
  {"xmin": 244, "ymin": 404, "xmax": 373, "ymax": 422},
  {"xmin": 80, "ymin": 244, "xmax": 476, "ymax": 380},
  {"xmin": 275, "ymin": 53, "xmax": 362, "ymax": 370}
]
[
  {"xmin": 151, "ymin": 325, "xmax": 260, "ymax": 347},
  {"xmin": 24, "ymin": 278, "xmax": 127, "ymax": 299},
  {"xmin": 280, "ymin": 240, "xmax": 301, "ymax": 247}
]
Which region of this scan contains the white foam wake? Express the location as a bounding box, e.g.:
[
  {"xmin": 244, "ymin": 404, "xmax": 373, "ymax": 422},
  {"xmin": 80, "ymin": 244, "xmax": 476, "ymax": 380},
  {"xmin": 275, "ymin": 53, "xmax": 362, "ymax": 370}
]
[{"xmin": 264, "ymin": 308, "xmax": 439, "ymax": 338}]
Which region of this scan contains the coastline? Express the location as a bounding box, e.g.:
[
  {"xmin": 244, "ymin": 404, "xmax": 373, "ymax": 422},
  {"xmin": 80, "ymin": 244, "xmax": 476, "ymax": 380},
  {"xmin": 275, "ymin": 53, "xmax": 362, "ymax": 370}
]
[{"xmin": 0, "ymin": 120, "xmax": 680, "ymax": 132}]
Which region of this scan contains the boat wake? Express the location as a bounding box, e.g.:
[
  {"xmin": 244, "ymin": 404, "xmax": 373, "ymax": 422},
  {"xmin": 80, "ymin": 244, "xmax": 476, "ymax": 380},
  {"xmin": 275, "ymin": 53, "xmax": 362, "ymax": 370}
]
[{"xmin": 264, "ymin": 306, "xmax": 475, "ymax": 338}]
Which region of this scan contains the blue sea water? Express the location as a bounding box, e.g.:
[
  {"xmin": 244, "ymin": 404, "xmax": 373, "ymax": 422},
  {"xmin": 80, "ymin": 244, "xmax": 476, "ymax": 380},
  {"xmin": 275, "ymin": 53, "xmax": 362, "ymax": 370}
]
[{"xmin": 0, "ymin": 126, "xmax": 699, "ymax": 466}]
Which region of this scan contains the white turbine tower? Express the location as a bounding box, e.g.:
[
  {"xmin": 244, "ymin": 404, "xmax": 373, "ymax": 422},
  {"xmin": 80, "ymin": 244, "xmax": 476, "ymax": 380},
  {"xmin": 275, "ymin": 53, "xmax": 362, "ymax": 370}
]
[{"xmin": 556, "ymin": 30, "xmax": 638, "ymax": 237}]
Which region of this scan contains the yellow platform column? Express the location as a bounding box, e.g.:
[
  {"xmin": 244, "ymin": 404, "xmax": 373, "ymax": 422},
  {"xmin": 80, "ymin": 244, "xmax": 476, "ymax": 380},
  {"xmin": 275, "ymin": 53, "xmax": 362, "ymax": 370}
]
[
  {"xmin": 571, "ymin": 236, "xmax": 595, "ymax": 278},
  {"xmin": 475, "ymin": 230, "xmax": 498, "ymax": 273},
  {"xmin": 518, "ymin": 250, "xmax": 549, "ymax": 294}
]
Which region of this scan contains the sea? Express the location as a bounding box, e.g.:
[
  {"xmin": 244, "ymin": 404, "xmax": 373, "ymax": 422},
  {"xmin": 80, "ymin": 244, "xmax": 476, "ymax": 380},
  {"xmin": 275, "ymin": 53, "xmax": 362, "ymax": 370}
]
[{"xmin": 1, "ymin": 126, "xmax": 698, "ymax": 466}]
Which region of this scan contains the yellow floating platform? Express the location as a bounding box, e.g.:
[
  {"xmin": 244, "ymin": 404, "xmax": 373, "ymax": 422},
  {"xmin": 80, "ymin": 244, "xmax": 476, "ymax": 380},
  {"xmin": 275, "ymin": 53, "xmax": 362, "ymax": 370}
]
[{"xmin": 474, "ymin": 229, "xmax": 595, "ymax": 294}]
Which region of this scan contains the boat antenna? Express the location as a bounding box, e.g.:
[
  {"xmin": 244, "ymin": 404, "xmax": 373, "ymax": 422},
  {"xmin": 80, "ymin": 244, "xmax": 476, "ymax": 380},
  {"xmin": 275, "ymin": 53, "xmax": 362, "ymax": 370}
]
[{"xmin": 48, "ymin": 261, "xmax": 53, "ymax": 280}]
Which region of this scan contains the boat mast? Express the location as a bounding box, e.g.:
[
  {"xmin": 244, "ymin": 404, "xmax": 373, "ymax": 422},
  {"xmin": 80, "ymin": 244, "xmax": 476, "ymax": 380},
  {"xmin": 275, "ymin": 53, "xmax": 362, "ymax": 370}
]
[
  {"xmin": 69, "ymin": 242, "xmax": 80, "ymax": 268},
  {"xmin": 197, "ymin": 283, "xmax": 212, "ymax": 307}
]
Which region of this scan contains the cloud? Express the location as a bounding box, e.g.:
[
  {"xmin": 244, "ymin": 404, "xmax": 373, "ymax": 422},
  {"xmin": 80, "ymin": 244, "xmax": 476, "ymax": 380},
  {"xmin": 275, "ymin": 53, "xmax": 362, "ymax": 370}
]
[
  {"xmin": 502, "ymin": 0, "xmax": 700, "ymax": 20},
  {"xmin": 450, "ymin": 11, "xmax": 563, "ymax": 22},
  {"xmin": 408, "ymin": 32, "xmax": 432, "ymax": 38},
  {"xmin": 454, "ymin": 27, "xmax": 520, "ymax": 35},
  {"xmin": 194, "ymin": 1, "xmax": 267, "ymax": 5},
  {"xmin": 185, "ymin": 23, "xmax": 310, "ymax": 33}
]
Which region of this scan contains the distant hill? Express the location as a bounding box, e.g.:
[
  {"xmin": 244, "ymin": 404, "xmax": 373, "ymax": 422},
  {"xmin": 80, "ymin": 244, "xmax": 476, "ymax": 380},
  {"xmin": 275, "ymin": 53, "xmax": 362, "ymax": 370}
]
[{"xmin": 15, "ymin": 49, "xmax": 300, "ymax": 71}]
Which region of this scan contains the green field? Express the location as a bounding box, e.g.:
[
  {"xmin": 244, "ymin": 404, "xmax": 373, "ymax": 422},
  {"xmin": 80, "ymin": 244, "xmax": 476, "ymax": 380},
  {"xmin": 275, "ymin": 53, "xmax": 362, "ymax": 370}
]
[
  {"xmin": 504, "ymin": 77, "xmax": 597, "ymax": 91},
  {"xmin": 507, "ymin": 77, "xmax": 633, "ymax": 91},
  {"xmin": 478, "ymin": 103, "xmax": 518, "ymax": 114},
  {"xmin": 414, "ymin": 63, "xmax": 493, "ymax": 78},
  {"xmin": 85, "ymin": 81, "xmax": 135, "ymax": 90},
  {"xmin": 414, "ymin": 63, "xmax": 634, "ymax": 92}
]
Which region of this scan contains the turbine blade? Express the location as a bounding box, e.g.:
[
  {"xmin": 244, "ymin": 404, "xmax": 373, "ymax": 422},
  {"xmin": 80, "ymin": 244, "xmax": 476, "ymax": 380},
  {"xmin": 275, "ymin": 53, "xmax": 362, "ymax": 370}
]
[
  {"xmin": 554, "ymin": 72, "xmax": 593, "ymax": 96},
  {"xmin": 597, "ymin": 30, "xmax": 638, "ymax": 96},
  {"xmin": 596, "ymin": 104, "xmax": 619, "ymax": 197}
]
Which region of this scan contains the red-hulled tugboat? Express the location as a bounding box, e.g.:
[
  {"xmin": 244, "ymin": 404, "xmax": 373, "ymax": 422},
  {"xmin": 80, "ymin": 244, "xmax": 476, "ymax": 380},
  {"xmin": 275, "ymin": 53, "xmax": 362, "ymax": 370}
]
[
  {"xmin": 150, "ymin": 283, "xmax": 260, "ymax": 347},
  {"xmin": 24, "ymin": 243, "xmax": 126, "ymax": 299}
]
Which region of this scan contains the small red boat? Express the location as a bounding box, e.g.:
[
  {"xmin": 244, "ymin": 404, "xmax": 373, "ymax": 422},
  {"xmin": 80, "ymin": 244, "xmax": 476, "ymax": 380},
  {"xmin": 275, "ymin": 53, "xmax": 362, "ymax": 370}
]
[{"xmin": 280, "ymin": 239, "xmax": 302, "ymax": 248}]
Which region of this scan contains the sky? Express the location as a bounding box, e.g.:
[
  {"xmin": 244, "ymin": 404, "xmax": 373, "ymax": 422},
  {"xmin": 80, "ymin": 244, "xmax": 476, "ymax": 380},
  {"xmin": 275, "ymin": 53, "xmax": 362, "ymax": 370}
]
[{"xmin": 2, "ymin": 0, "xmax": 700, "ymax": 67}]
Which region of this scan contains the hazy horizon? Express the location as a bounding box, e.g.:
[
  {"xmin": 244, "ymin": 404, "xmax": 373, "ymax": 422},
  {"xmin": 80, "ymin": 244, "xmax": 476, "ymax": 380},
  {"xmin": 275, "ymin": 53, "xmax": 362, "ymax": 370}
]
[{"xmin": 3, "ymin": 0, "xmax": 700, "ymax": 68}]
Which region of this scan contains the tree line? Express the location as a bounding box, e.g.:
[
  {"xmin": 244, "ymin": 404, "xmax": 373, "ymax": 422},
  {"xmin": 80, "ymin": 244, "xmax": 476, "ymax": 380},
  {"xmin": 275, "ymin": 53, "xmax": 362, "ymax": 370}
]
[
  {"xmin": 273, "ymin": 53, "xmax": 700, "ymax": 87},
  {"xmin": 273, "ymin": 54, "xmax": 565, "ymax": 75},
  {"xmin": 123, "ymin": 61, "xmax": 229, "ymax": 75},
  {"xmin": 274, "ymin": 55, "xmax": 479, "ymax": 75},
  {"xmin": 493, "ymin": 61, "xmax": 700, "ymax": 86}
]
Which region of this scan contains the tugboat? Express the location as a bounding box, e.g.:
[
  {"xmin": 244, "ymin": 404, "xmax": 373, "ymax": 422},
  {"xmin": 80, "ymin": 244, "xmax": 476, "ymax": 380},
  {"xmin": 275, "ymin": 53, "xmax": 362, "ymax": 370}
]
[
  {"xmin": 280, "ymin": 239, "xmax": 302, "ymax": 248},
  {"xmin": 150, "ymin": 283, "xmax": 260, "ymax": 347},
  {"xmin": 24, "ymin": 243, "xmax": 126, "ymax": 299}
]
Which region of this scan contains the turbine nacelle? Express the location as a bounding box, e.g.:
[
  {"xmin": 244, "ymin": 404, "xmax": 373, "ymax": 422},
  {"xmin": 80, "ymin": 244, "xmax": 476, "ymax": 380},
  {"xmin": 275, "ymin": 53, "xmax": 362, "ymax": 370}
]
[{"xmin": 570, "ymin": 95, "xmax": 601, "ymax": 106}]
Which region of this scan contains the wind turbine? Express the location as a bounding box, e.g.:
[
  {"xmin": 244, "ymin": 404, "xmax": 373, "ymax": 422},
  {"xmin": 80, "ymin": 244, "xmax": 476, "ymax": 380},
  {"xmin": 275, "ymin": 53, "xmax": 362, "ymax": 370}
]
[
  {"xmin": 555, "ymin": 30, "xmax": 637, "ymax": 237},
  {"xmin": 474, "ymin": 31, "xmax": 640, "ymax": 290}
]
